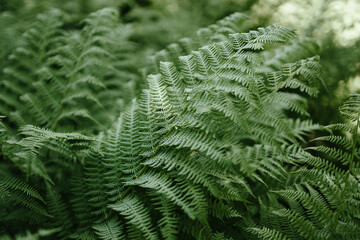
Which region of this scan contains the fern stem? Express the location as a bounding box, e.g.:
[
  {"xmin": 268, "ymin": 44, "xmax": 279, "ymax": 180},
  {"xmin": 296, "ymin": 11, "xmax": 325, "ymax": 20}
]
[{"xmin": 330, "ymin": 112, "xmax": 359, "ymax": 238}]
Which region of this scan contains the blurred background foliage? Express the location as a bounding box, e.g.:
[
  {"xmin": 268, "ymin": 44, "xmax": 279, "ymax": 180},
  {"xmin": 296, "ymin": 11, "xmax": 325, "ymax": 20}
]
[
  {"xmin": 1, "ymin": 0, "xmax": 359, "ymax": 125},
  {"xmin": 253, "ymin": 0, "xmax": 360, "ymax": 124}
]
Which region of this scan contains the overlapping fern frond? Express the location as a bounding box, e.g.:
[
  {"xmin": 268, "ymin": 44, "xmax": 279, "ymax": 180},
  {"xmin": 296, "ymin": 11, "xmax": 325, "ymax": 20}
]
[
  {"xmin": 0, "ymin": 8, "xmax": 137, "ymax": 132},
  {"xmin": 253, "ymin": 93, "xmax": 360, "ymax": 239},
  {"xmin": 72, "ymin": 18, "xmax": 324, "ymax": 239},
  {"xmin": 0, "ymin": 8, "xmax": 335, "ymax": 240}
]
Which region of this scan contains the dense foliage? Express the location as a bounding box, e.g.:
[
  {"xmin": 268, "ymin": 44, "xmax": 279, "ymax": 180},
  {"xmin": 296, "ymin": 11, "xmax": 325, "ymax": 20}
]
[{"xmin": 1, "ymin": 1, "xmax": 359, "ymax": 239}]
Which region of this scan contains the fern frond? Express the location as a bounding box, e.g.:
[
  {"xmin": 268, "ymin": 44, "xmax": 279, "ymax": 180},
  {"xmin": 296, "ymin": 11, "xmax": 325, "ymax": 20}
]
[
  {"xmin": 149, "ymin": 12, "xmax": 249, "ymax": 73},
  {"xmin": 258, "ymin": 93, "xmax": 360, "ymax": 239},
  {"xmin": 46, "ymin": 187, "xmax": 74, "ymax": 240},
  {"xmin": 126, "ymin": 170, "xmax": 207, "ymax": 222},
  {"xmin": 0, "ymin": 173, "xmax": 47, "ymax": 226},
  {"xmin": 248, "ymin": 227, "xmax": 289, "ymax": 240},
  {"xmin": 153, "ymin": 195, "xmax": 179, "ymax": 240},
  {"xmin": 110, "ymin": 194, "xmax": 159, "ymax": 240},
  {"xmin": 17, "ymin": 125, "xmax": 92, "ymax": 181},
  {"xmin": 93, "ymin": 217, "xmax": 124, "ymax": 240},
  {"xmin": 70, "ymin": 169, "xmax": 94, "ymax": 235}
]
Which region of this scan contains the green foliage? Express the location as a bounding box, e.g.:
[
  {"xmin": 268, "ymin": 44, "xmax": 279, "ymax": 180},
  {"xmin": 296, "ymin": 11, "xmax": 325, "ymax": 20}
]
[
  {"xmin": 0, "ymin": 8, "xmax": 138, "ymax": 132},
  {"xmin": 0, "ymin": 3, "xmax": 359, "ymax": 240},
  {"xmin": 255, "ymin": 94, "xmax": 360, "ymax": 240}
]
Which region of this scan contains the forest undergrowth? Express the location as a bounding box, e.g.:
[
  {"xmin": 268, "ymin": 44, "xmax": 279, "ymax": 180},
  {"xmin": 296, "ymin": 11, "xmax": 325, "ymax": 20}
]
[{"xmin": 0, "ymin": 4, "xmax": 360, "ymax": 240}]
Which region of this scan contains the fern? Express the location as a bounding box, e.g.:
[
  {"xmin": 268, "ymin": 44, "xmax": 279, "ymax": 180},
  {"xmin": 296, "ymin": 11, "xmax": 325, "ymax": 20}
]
[
  {"xmin": 0, "ymin": 8, "xmax": 137, "ymax": 132},
  {"xmin": 147, "ymin": 12, "xmax": 249, "ymax": 74},
  {"xmin": 256, "ymin": 93, "xmax": 360, "ymax": 239},
  {"xmin": 1, "ymin": 7, "xmax": 350, "ymax": 240},
  {"xmin": 0, "ymin": 9, "xmax": 137, "ymax": 234},
  {"xmin": 92, "ymin": 216, "xmax": 124, "ymax": 240},
  {"xmin": 0, "ymin": 173, "xmax": 47, "ymax": 226},
  {"xmin": 70, "ymin": 17, "xmax": 323, "ymax": 239}
]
